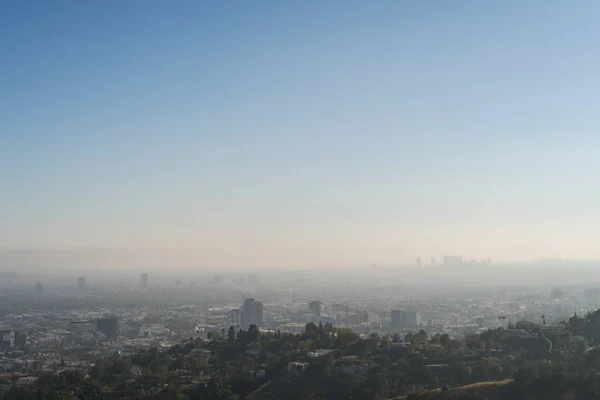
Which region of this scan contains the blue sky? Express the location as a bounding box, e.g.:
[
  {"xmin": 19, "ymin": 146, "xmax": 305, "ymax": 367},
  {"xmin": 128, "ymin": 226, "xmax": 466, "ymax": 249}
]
[{"xmin": 2, "ymin": 1, "xmax": 600, "ymax": 267}]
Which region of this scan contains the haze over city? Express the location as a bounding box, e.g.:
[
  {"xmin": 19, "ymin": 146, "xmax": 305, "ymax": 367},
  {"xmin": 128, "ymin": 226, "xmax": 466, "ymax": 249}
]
[
  {"xmin": 3, "ymin": 1, "xmax": 600, "ymax": 271},
  {"xmin": 5, "ymin": 2, "xmax": 600, "ymax": 399}
]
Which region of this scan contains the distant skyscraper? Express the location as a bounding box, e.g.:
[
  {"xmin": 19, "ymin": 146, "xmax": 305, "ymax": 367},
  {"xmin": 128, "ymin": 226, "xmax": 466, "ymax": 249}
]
[
  {"xmin": 0, "ymin": 329, "xmax": 14, "ymax": 350},
  {"xmin": 404, "ymin": 310, "xmax": 421, "ymax": 328},
  {"xmin": 391, "ymin": 309, "xmax": 420, "ymax": 329},
  {"xmin": 431, "ymin": 257, "xmax": 435, "ymax": 265},
  {"xmin": 242, "ymin": 298, "xmax": 263, "ymax": 329},
  {"xmin": 442, "ymin": 256, "xmax": 465, "ymax": 265},
  {"xmin": 140, "ymin": 273, "xmax": 148, "ymax": 291},
  {"xmin": 309, "ymin": 300, "xmax": 324, "ymax": 316},
  {"xmin": 34, "ymin": 283, "xmax": 43, "ymax": 295},
  {"xmin": 416, "ymin": 257, "xmax": 422, "ymax": 267},
  {"xmin": 229, "ymin": 309, "xmax": 243, "ymax": 327},
  {"xmin": 77, "ymin": 277, "xmax": 86, "ymax": 291}
]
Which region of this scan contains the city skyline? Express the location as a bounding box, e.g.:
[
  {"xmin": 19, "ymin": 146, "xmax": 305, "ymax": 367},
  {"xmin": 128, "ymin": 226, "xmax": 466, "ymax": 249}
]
[
  {"xmin": 2, "ymin": 2, "xmax": 600, "ymax": 397},
  {"xmin": 0, "ymin": 245, "xmax": 592, "ymax": 275}
]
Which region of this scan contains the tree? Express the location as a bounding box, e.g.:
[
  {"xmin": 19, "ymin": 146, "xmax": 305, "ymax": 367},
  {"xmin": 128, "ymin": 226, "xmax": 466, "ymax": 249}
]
[
  {"xmin": 227, "ymin": 325, "xmax": 236, "ymax": 343},
  {"xmin": 194, "ymin": 376, "xmax": 235, "ymax": 400},
  {"xmin": 448, "ymin": 339, "xmax": 463, "ymax": 350},
  {"xmin": 112, "ymin": 358, "xmax": 132, "ymax": 374},
  {"xmin": 335, "ymin": 328, "xmax": 359, "ymax": 345},
  {"xmin": 571, "ymin": 336, "xmax": 588, "ymax": 356},
  {"xmin": 514, "ymin": 362, "xmax": 539, "ymax": 387},
  {"xmin": 516, "ymin": 320, "xmax": 538, "ymax": 332},
  {"xmin": 172, "ymin": 355, "xmax": 186, "ymax": 371},
  {"xmin": 429, "ymin": 375, "xmax": 440, "ymax": 389},
  {"xmin": 537, "ymin": 333, "xmax": 553, "ymax": 355},
  {"xmin": 379, "ymin": 338, "xmax": 390, "ymax": 351},
  {"xmin": 440, "ymin": 334, "xmax": 451, "ymax": 349},
  {"xmin": 584, "ymin": 310, "xmax": 600, "ymax": 343},
  {"xmin": 414, "ymin": 329, "xmax": 427, "ymax": 345},
  {"xmin": 304, "ymin": 322, "xmax": 319, "ymax": 339},
  {"xmin": 569, "ymin": 314, "xmax": 586, "ymax": 337},
  {"xmin": 248, "ymin": 324, "xmax": 261, "ymax": 344},
  {"xmin": 465, "ymin": 334, "xmax": 481, "ymax": 349},
  {"xmin": 348, "ymin": 339, "xmax": 368, "ymax": 357},
  {"xmin": 429, "ymin": 333, "xmax": 442, "ymax": 345},
  {"xmin": 90, "ymin": 364, "xmax": 104, "ymax": 381}
]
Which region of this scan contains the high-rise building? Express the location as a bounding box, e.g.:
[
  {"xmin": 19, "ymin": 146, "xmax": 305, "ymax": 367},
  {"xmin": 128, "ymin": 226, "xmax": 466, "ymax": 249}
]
[
  {"xmin": 443, "ymin": 256, "xmax": 464, "ymax": 265},
  {"xmin": 242, "ymin": 298, "xmax": 263, "ymax": 329},
  {"xmin": 77, "ymin": 277, "xmax": 86, "ymax": 291},
  {"xmin": 140, "ymin": 273, "xmax": 148, "ymax": 291},
  {"xmin": 416, "ymin": 257, "xmax": 422, "ymax": 267},
  {"xmin": 0, "ymin": 329, "xmax": 14, "ymax": 350},
  {"xmin": 390, "ymin": 309, "xmax": 421, "ymax": 329},
  {"xmin": 403, "ymin": 310, "xmax": 421, "ymax": 328},
  {"xmin": 67, "ymin": 320, "xmax": 96, "ymax": 334},
  {"xmin": 97, "ymin": 316, "xmax": 119, "ymax": 339},
  {"xmin": 431, "ymin": 257, "xmax": 435, "ymax": 265},
  {"xmin": 229, "ymin": 309, "xmax": 243, "ymax": 327},
  {"xmin": 34, "ymin": 283, "xmax": 43, "ymax": 295},
  {"xmin": 332, "ymin": 303, "xmax": 350, "ymax": 313},
  {"xmin": 347, "ymin": 310, "xmax": 369, "ymax": 325},
  {"xmin": 309, "ymin": 300, "xmax": 324, "ymax": 316}
]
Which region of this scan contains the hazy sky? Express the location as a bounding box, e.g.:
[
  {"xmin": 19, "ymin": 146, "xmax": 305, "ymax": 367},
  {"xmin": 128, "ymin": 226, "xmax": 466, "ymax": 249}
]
[{"xmin": 3, "ymin": 1, "xmax": 600, "ymax": 268}]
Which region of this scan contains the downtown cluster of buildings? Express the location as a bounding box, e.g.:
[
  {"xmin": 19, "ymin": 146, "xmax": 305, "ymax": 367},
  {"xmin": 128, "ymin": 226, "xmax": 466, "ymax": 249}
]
[{"xmin": 416, "ymin": 256, "xmax": 492, "ymax": 267}]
